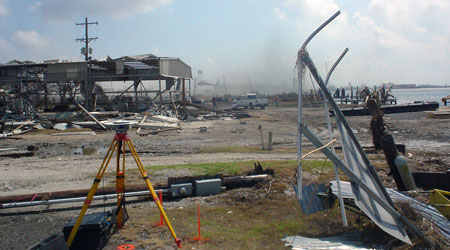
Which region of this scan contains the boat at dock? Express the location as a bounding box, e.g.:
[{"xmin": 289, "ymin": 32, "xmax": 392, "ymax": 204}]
[{"xmin": 332, "ymin": 101, "xmax": 439, "ymax": 116}]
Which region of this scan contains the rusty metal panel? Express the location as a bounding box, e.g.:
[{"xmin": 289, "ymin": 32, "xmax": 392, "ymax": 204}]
[
  {"xmin": 159, "ymin": 58, "xmax": 192, "ymax": 78},
  {"xmin": 46, "ymin": 62, "xmax": 87, "ymax": 82}
]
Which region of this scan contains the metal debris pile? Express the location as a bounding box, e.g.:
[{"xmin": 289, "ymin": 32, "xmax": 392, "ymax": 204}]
[
  {"xmin": 0, "ymin": 95, "xmax": 249, "ymax": 138},
  {"xmin": 293, "ymin": 10, "xmax": 449, "ymax": 248}
]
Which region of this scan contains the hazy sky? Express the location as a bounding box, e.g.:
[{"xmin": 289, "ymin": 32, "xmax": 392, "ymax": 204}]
[{"xmin": 0, "ymin": 0, "xmax": 449, "ymax": 90}]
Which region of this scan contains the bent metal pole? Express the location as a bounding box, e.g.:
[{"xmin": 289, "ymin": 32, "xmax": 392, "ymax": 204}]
[
  {"xmin": 324, "ymin": 48, "xmax": 349, "ymax": 227},
  {"xmin": 296, "ymin": 10, "xmax": 341, "ymax": 200}
]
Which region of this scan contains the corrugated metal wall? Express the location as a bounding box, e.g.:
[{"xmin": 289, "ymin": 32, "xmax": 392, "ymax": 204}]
[
  {"xmin": 159, "ymin": 58, "xmax": 192, "ymax": 78},
  {"xmin": 46, "ymin": 62, "xmax": 87, "ymax": 82}
]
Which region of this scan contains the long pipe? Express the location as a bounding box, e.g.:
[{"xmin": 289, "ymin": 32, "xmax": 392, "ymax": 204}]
[
  {"xmin": 324, "ymin": 48, "xmax": 349, "ymax": 227},
  {"xmin": 1, "ymin": 189, "xmax": 169, "ymax": 209},
  {"xmin": 1, "ymin": 174, "xmax": 272, "ymax": 209},
  {"xmin": 300, "ymin": 10, "xmax": 341, "ymax": 50},
  {"xmin": 0, "ymin": 184, "xmax": 156, "ymax": 204},
  {"xmin": 296, "ymin": 56, "xmax": 303, "ymax": 200},
  {"xmin": 325, "ymin": 49, "xmax": 348, "ymax": 85}
]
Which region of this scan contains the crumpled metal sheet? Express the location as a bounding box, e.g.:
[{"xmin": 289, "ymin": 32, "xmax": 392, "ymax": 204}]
[
  {"xmin": 330, "ymin": 180, "xmax": 450, "ymax": 244},
  {"xmin": 282, "ymin": 233, "xmax": 374, "ymax": 250}
]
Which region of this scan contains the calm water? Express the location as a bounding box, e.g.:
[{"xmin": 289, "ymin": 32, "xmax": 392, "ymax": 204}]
[{"xmin": 390, "ymin": 87, "xmax": 450, "ymax": 105}]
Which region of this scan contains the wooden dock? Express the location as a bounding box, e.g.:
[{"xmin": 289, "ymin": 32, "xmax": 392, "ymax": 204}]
[{"xmin": 426, "ymin": 106, "xmax": 450, "ymax": 119}]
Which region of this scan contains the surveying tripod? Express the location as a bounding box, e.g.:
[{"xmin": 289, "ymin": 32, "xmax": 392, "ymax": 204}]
[{"xmin": 66, "ymin": 122, "xmax": 181, "ymax": 248}]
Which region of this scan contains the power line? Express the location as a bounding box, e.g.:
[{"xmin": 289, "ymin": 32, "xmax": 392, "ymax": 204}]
[{"xmin": 76, "ymin": 17, "xmax": 98, "ymax": 61}]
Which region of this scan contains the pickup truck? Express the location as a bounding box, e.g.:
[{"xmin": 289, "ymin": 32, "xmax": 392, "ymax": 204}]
[{"xmin": 234, "ymin": 94, "xmax": 268, "ymax": 109}]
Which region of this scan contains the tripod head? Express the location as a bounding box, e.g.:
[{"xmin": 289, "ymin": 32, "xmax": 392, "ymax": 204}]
[{"xmin": 103, "ymin": 121, "xmax": 137, "ymax": 134}]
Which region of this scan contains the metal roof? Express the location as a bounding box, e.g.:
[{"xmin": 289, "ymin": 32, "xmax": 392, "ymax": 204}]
[
  {"xmin": 0, "ymin": 55, "xmax": 192, "ymax": 82},
  {"xmin": 124, "ymin": 61, "xmax": 154, "ymax": 70}
]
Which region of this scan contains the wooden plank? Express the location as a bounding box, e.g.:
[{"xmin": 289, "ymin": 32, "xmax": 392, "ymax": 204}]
[
  {"xmin": 71, "ymin": 99, "xmax": 107, "ymax": 130},
  {"xmin": 136, "ymin": 115, "xmax": 147, "ymax": 134}
]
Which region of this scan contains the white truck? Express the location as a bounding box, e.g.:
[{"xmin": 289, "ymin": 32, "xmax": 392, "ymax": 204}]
[{"xmin": 234, "ymin": 94, "xmax": 268, "ymax": 109}]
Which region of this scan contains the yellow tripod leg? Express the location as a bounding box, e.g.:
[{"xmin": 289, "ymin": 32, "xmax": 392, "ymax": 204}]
[
  {"xmin": 66, "ymin": 140, "xmax": 118, "ymax": 248},
  {"xmin": 126, "ymin": 140, "xmax": 181, "ymax": 248}
]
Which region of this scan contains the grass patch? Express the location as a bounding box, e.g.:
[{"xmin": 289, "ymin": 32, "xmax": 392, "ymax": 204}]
[
  {"xmin": 144, "ymin": 159, "xmax": 334, "ymax": 177},
  {"xmin": 107, "ymin": 159, "xmax": 343, "ymax": 188},
  {"xmin": 107, "ymin": 159, "xmax": 373, "ymax": 249},
  {"xmin": 196, "ymin": 145, "xmax": 297, "ymax": 154},
  {"xmin": 301, "ymin": 159, "xmax": 333, "ymax": 171},
  {"xmin": 121, "ymin": 197, "xmax": 370, "ymax": 249},
  {"xmin": 138, "ymin": 200, "xmax": 310, "ymax": 249},
  {"xmin": 146, "ymin": 161, "xmax": 247, "ymax": 176}
]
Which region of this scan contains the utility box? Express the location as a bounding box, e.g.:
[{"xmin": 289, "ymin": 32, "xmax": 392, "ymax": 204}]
[
  {"xmin": 170, "ymin": 183, "xmax": 193, "ymax": 197},
  {"xmin": 195, "ymin": 178, "xmax": 222, "ymax": 196}
]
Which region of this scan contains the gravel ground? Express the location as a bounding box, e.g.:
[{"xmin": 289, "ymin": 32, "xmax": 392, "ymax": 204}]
[{"xmin": 1, "ymin": 105, "xmax": 449, "ymax": 249}]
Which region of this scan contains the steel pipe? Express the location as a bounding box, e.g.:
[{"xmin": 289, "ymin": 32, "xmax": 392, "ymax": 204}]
[
  {"xmin": 1, "ymin": 189, "xmax": 169, "ymax": 209},
  {"xmin": 324, "ymin": 48, "xmax": 349, "ymax": 227},
  {"xmin": 296, "ymin": 10, "xmax": 341, "ymax": 200}
]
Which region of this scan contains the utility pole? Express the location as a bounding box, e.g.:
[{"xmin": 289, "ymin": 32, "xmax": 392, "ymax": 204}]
[
  {"xmin": 76, "ymin": 17, "xmax": 98, "ymax": 111},
  {"xmin": 76, "ymin": 17, "xmax": 98, "ymax": 61},
  {"xmin": 248, "ymin": 77, "xmax": 254, "ymax": 93}
]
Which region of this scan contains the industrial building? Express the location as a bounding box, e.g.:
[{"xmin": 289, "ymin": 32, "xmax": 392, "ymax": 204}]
[{"xmin": 0, "ymin": 54, "xmax": 192, "ymax": 113}]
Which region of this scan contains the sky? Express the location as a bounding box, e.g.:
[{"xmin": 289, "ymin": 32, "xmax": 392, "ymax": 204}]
[{"xmin": 0, "ymin": 0, "xmax": 449, "ymax": 93}]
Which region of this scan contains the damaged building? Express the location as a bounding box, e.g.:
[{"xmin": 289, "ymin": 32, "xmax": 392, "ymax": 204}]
[{"xmin": 0, "ymin": 54, "xmax": 192, "ymax": 114}]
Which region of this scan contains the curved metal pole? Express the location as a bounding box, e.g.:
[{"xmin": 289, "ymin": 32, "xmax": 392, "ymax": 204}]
[
  {"xmin": 300, "ymin": 11, "xmax": 341, "ymax": 50},
  {"xmin": 323, "ymin": 48, "xmax": 349, "ymax": 226},
  {"xmin": 325, "ymin": 48, "xmax": 348, "ymax": 86},
  {"xmin": 296, "ymin": 10, "xmax": 341, "ymax": 200}
]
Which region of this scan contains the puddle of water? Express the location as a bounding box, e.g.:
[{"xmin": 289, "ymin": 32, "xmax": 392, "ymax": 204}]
[{"xmin": 65, "ymin": 146, "xmax": 109, "ymax": 156}]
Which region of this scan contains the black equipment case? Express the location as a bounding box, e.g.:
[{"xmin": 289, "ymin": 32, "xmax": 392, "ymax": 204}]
[{"xmin": 63, "ymin": 211, "xmax": 112, "ymax": 250}]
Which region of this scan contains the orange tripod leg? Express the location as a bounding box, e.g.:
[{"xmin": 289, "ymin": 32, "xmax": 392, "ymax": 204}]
[
  {"xmin": 66, "ymin": 140, "xmax": 118, "ymax": 248},
  {"xmin": 116, "ymin": 140, "xmax": 126, "ymax": 228}
]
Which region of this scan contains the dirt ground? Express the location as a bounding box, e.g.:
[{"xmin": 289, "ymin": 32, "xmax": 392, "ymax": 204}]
[{"xmin": 1, "ymin": 104, "xmax": 449, "ymax": 249}]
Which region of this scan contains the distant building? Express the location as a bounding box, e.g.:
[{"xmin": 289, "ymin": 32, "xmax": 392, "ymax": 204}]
[{"xmin": 391, "ymin": 84, "xmax": 416, "ymax": 89}]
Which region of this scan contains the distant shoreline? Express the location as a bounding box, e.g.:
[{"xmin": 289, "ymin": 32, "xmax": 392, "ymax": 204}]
[{"xmin": 391, "ymin": 86, "xmax": 450, "ymax": 89}]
